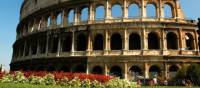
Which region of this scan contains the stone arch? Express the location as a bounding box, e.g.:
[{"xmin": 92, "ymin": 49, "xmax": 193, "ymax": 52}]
[
  {"xmin": 111, "ymin": 33, "xmax": 122, "ymax": 50},
  {"xmin": 128, "ymin": 3, "xmax": 140, "ymax": 18},
  {"xmin": 146, "ymin": 3, "xmax": 157, "ymax": 18},
  {"xmin": 93, "ymin": 34, "xmax": 104, "ymax": 50},
  {"xmin": 185, "ymin": 33, "xmax": 194, "ymax": 50},
  {"xmin": 149, "ymin": 65, "xmax": 161, "ymax": 78},
  {"xmin": 68, "ymin": 9, "xmax": 75, "ymax": 23},
  {"xmin": 95, "ymin": 5, "xmax": 105, "ymax": 20},
  {"xmin": 76, "ymin": 33, "xmax": 88, "ymax": 51},
  {"xmin": 73, "ymin": 64, "xmax": 86, "ymax": 73},
  {"xmin": 129, "ymin": 33, "xmax": 141, "ymax": 50},
  {"xmin": 167, "ymin": 32, "xmax": 178, "ymax": 50},
  {"xmin": 80, "ymin": 7, "xmax": 89, "ymax": 21},
  {"xmin": 129, "ymin": 65, "xmax": 142, "ymax": 75},
  {"xmin": 148, "ymin": 32, "xmax": 160, "ymax": 49},
  {"xmin": 111, "ymin": 3, "xmax": 123, "ymax": 18},
  {"xmin": 62, "ymin": 33, "xmax": 72, "ymax": 52},
  {"xmin": 110, "ymin": 66, "xmax": 123, "ymax": 78},
  {"xmin": 163, "ymin": 3, "xmax": 173, "ymax": 18},
  {"xmin": 56, "ymin": 12, "xmax": 62, "ymax": 25},
  {"xmin": 92, "ymin": 66, "xmax": 103, "ymax": 74},
  {"xmin": 169, "ymin": 65, "xmax": 179, "ymax": 78}
]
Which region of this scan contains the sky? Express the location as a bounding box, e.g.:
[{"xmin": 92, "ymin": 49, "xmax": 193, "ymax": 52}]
[{"xmin": 0, "ymin": 0, "xmax": 200, "ymax": 70}]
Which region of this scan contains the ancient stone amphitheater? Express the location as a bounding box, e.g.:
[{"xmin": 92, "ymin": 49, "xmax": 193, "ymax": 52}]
[{"xmin": 11, "ymin": 0, "xmax": 200, "ymax": 80}]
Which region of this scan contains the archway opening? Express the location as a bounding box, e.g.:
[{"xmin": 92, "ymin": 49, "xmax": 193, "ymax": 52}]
[
  {"xmin": 93, "ymin": 34, "xmax": 104, "ymax": 50},
  {"xmin": 164, "ymin": 4, "xmax": 173, "ymax": 18},
  {"xmin": 129, "ymin": 66, "xmax": 142, "ymax": 80},
  {"xmin": 129, "ymin": 33, "xmax": 141, "ymax": 50},
  {"xmin": 112, "ymin": 4, "xmax": 122, "ymax": 18},
  {"xmin": 148, "ymin": 32, "xmax": 160, "ymax": 49},
  {"xmin": 56, "ymin": 12, "xmax": 62, "ymax": 25},
  {"xmin": 111, "ymin": 33, "xmax": 122, "ymax": 50},
  {"xmin": 68, "ymin": 9, "xmax": 75, "ymax": 23},
  {"xmin": 185, "ymin": 33, "xmax": 194, "ymax": 50},
  {"xmin": 92, "ymin": 66, "xmax": 103, "ymax": 74},
  {"xmin": 128, "ymin": 4, "xmax": 140, "ymax": 18},
  {"xmin": 48, "ymin": 36, "xmax": 59, "ymax": 53},
  {"xmin": 95, "ymin": 5, "xmax": 105, "ymax": 20},
  {"xmin": 110, "ymin": 66, "xmax": 123, "ymax": 78},
  {"xmin": 62, "ymin": 34, "xmax": 72, "ymax": 52},
  {"xmin": 146, "ymin": 4, "xmax": 156, "ymax": 18},
  {"xmin": 149, "ymin": 65, "xmax": 161, "ymax": 78},
  {"xmin": 81, "ymin": 7, "xmax": 89, "ymax": 21},
  {"xmin": 76, "ymin": 33, "xmax": 87, "ymax": 51},
  {"xmin": 169, "ymin": 65, "xmax": 179, "ymax": 78},
  {"xmin": 167, "ymin": 32, "xmax": 178, "ymax": 50}
]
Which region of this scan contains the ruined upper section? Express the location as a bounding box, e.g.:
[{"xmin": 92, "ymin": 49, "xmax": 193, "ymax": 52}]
[{"xmin": 20, "ymin": 0, "xmax": 185, "ymax": 20}]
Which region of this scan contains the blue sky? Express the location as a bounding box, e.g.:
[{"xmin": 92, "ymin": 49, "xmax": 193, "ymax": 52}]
[{"xmin": 0, "ymin": 0, "xmax": 200, "ymax": 70}]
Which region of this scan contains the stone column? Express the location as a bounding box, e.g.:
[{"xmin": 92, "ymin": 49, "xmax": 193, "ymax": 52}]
[
  {"xmin": 159, "ymin": 0, "xmax": 163, "ymax": 20},
  {"xmin": 124, "ymin": 62, "xmax": 128, "ymax": 79},
  {"xmin": 141, "ymin": 0, "xmax": 146, "ymax": 18},
  {"xmin": 46, "ymin": 33, "xmax": 49, "ymax": 55},
  {"xmin": 123, "ymin": 0, "xmax": 128, "ymax": 19},
  {"xmin": 142, "ymin": 28, "xmax": 148, "ymax": 54},
  {"xmin": 179, "ymin": 28, "xmax": 183, "ymax": 54},
  {"xmin": 89, "ymin": 4, "xmax": 94, "ymax": 24},
  {"xmin": 87, "ymin": 32, "xmax": 92, "ymax": 56},
  {"xmin": 123, "ymin": 29, "xmax": 128, "ymax": 55},
  {"xmin": 144, "ymin": 62, "xmax": 149, "ymax": 78},
  {"xmin": 105, "ymin": 0, "xmax": 111, "ymax": 20},
  {"xmin": 194, "ymin": 30, "xmax": 199, "ymax": 54},
  {"xmin": 162, "ymin": 29, "xmax": 167, "ymax": 54},
  {"xmin": 175, "ymin": 0, "xmax": 180, "ymax": 20},
  {"xmin": 104, "ymin": 30, "xmax": 110, "ymax": 55},
  {"xmin": 104, "ymin": 63, "xmax": 108, "ymax": 76},
  {"xmin": 57, "ymin": 36, "xmax": 61, "ymax": 57},
  {"xmin": 36, "ymin": 39, "xmax": 40, "ymax": 55},
  {"xmin": 71, "ymin": 31, "xmax": 75, "ymax": 55},
  {"xmin": 62, "ymin": 10, "xmax": 67, "ymax": 27},
  {"xmin": 74, "ymin": 8, "xmax": 80, "ymax": 25},
  {"xmin": 164, "ymin": 63, "xmax": 168, "ymax": 79}
]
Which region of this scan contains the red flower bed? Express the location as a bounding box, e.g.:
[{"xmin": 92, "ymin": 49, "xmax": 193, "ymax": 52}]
[{"xmin": 10, "ymin": 71, "xmax": 113, "ymax": 83}]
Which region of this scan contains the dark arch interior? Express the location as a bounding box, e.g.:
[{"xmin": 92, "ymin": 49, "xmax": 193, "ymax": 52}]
[
  {"xmin": 76, "ymin": 33, "xmax": 87, "ymax": 51},
  {"xmin": 149, "ymin": 65, "xmax": 161, "ymax": 74},
  {"xmin": 110, "ymin": 66, "xmax": 122, "ymax": 78},
  {"xmin": 148, "ymin": 32, "xmax": 160, "ymax": 49},
  {"xmin": 129, "ymin": 33, "xmax": 141, "ymax": 50},
  {"xmin": 169, "ymin": 65, "xmax": 179, "ymax": 72},
  {"xmin": 62, "ymin": 34, "xmax": 72, "ymax": 52},
  {"xmin": 185, "ymin": 33, "xmax": 194, "ymax": 50},
  {"xmin": 93, "ymin": 34, "xmax": 104, "ymax": 50},
  {"xmin": 167, "ymin": 32, "xmax": 178, "ymax": 50},
  {"xmin": 92, "ymin": 66, "xmax": 103, "ymax": 74},
  {"xmin": 31, "ymin": 40, "xmax": 37, "ymax": 55},
  {"xmin": 129, "ymin": 66, "xmax": 142, "ymax": 75},
  {"xmin": 111, "ymin": 33, "xmax": 122, "ymax": 50},
  {"xmin": 73, "ymin": 65, "xmax": 86, "ymax": 73},
  {"xmin": 48, "ymin": 36, "xmax": 59, "ymax": 53},
  {"xmin": 60, "ymin": 65, "xmax": 70, "ymax": 72},
  {"xmin": 39, "ymin": 38, "xmax": 46, "ymax": 54}
]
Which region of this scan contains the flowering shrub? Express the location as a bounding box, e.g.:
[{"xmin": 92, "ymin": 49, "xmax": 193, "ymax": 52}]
[{"xmin": 0, "ymin": 71, "xmax": 139, "ymax": 87}]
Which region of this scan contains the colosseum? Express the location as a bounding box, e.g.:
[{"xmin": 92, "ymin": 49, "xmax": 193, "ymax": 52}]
[{"xmin": 11, "ymin": 0, "xmax": 200, "ymax": 80}]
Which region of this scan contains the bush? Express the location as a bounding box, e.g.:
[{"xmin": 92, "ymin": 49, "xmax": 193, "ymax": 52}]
[
  {"xmin": 106, "ymin": 78, "xmax": 138, "ymax": 88},
  {"xmin": 14, "ymin": 71, "xmax": 28, "ymax": 83},
  {"xmin": 28, "ymin": 75, "xmax": 45, "ymax": 85},
  {"xmin": 0, "ymin": 74, "xmax": 14, "ymax": 83}
]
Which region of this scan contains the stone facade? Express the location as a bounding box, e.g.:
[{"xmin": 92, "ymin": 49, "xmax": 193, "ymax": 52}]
[{"xmin": 11, "ymin": 0, "xmax": 200, "ymax": 80}]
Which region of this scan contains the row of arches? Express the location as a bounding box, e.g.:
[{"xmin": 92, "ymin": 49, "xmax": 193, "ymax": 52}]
[
  {"xmin": 13, "ymin": 31, "xmax": 195, "ymax": 58},
  {"xmin": 91, "ymin": 65, "xmax": 179, "ymax": 79},
  {"xmin": 18, "ymin": 1, "xmax": 178, "ymax": 37},
  {"xmin": 46, "ymin": 3, "xmax": 174, "ymax": 26}
]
